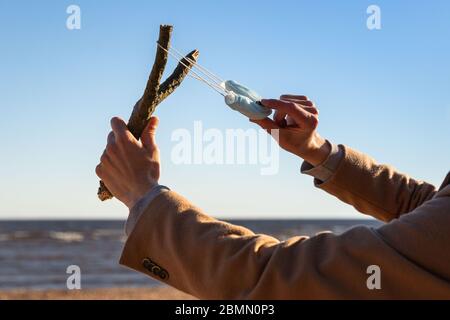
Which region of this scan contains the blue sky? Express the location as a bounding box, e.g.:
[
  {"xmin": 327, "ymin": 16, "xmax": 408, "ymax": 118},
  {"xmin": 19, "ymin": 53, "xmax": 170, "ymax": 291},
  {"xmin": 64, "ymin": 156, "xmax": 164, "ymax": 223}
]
[{"xmin": 0, "ymin": 0, "xmax": 449, "ymax": 219}]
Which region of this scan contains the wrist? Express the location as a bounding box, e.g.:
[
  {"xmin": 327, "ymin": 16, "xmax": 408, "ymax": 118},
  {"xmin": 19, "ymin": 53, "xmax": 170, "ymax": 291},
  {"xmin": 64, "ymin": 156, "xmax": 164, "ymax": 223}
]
[
  {"xmin": 124, "ymin": 182, "xmax": 159, "ymax": 209},
  {"xmin": 296, "ymin": 134, "xmax": 331, "ymax": 166}
]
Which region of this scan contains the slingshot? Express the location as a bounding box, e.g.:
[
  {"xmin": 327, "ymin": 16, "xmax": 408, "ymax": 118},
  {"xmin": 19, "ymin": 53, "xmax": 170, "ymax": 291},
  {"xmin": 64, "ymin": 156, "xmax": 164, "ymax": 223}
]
[{"xmin": 98, "ymin": 25, "xmax": 271, "ymax": 201}]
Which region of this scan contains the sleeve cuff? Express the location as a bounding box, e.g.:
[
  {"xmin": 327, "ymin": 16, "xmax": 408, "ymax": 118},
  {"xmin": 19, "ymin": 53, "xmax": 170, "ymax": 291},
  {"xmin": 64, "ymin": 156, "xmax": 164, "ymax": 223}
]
[
  {"xmin": 125, "ymin": 184, "xmax": 170, "ymax": 236},
  {"xmin": 301, "ymin": 142, "xmax": 344, "ymax": 183}
]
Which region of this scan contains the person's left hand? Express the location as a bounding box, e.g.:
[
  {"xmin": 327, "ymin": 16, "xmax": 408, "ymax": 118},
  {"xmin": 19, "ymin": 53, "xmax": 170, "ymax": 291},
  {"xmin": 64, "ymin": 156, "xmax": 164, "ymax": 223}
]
[{"xmin": 95, "ymin": 116, "xmax": 160, "ymax": 209}]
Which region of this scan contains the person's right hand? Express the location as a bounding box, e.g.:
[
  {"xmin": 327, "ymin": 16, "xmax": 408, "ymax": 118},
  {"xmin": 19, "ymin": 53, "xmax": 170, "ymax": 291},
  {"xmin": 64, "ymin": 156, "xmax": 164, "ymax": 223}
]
[
  {"xmin": 251, "ymin": 95, "xmax": 331, "ymax": 166},
  {"xmin": 95, "ymin": 116, "xmax": 161, "ymax": 209}
]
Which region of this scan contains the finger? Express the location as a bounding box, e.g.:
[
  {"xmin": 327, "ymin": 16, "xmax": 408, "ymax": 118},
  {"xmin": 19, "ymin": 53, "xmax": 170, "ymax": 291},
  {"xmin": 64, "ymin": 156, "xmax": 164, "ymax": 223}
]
[
  {"xmin": 102, "ymin": 145, "xmax": 125, "ymax": 174},
  {"xmin": 95, "ymin": 164, "xmax": 103, "ymax": 179},
  {"xmin": 100, "ymin": 149, "xmax": 108, "ymax": 163},
  {"xmin": 280, "ymin": 94, "xmax": 308, "ymax": 101},
  {"xmin": 260, "ymin": 99, "xmax": 306, "ymax": 124},
  {"xmin": 280, "ymin": 95, "xmax": 319, "ymax": 115},
  {"xmin": 110, "ymin": 117, "xmax": 127, "ymax": 135},
  {"xmin": 141, "ymin": 116, "xmax": 159, "ymax": 150},
  {"xmin": 302, "ymin": 106, "xmax": 319, "ymax": 115},
  {"xmin": 281, "ymin": 97, "xmax": 313, "ymax": 107},
  {"xmin": 281, "ymin": 98, "xmax": 319, "ymax": 115},
  {"xmin": 100, "ymin": 150, "xmax": 115, "ymax": 169},
  {"xmin": 105, "ymin": 137, "xmax": 120, "ymax": 158},
  {"xmin": 110, "ymin": 117, "xmax": 137, "ymax": 146},
  {"xmin": 250, "ymin": 118, "xmax": 280, "ymax": 133},
  {"xmin": 95, "ymin": 167, "xmax": 116, "ymax": 192},
  {"xmin": 273, "ymin": 110, "xmax": 287, "ymax": 127},
  {"xmin": 95, "ymin": 163, "xmax": 117, "ymax": 180},
  {"xmin": 107, "ymin": 131, "xmax": 115, "ymax": 144}
]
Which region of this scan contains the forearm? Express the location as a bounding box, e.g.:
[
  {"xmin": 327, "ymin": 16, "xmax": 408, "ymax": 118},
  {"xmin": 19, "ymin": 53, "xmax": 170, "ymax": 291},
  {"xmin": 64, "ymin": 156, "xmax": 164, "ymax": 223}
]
[
  {"xmin": 120, "ymin": 191, "xmax": 282, "ymax": 299},
  {"xmin": 120, "ymin": 189, "xmax": 445, "ymax": 299}
]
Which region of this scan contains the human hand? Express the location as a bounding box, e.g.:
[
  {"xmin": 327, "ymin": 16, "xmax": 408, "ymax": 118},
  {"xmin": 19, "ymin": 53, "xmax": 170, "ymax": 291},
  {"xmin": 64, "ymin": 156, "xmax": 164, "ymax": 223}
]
[
  {"xmin": 95, "ymin": 116, "xmax": 160, "ymax": 209},
  {"xmin": 251, "ymin": 95, "xmax": 330, "ymax": 166}
]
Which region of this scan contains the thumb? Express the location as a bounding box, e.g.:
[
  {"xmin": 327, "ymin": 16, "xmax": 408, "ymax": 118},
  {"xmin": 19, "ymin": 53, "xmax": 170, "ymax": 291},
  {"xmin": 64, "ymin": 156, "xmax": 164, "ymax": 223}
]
[{"xmin": 141, "ymin": 116, "xmax": 159, "ymax": 150}]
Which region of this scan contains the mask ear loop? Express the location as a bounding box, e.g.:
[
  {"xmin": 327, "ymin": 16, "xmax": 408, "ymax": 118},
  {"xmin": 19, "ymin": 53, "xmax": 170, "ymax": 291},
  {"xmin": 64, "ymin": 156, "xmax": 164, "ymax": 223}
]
[
  {"xmin": 169, "ymin": 45, "xmax": 225, "ymax": 85},
  {"xmin": 162, "ymin": 43, "xmax": 227, "ymax": 95},
  {"xmin": 187, "ymin": 73, "xmax": 226, "ymax": 96},
  {"xmin": 159, "ymin": 44, "xmax": 271, "ymax": 120},
  {"xmin": 157, "ymin": 43, "xmax": 228, "ymax": 97}
]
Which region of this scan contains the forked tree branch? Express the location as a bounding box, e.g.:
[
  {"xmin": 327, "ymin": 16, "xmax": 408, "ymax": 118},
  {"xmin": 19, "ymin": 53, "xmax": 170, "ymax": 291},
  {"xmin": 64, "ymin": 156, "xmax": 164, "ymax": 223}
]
[{"xmin": 98, "ymin": 25, "xmax": 199, "ymax": 201}]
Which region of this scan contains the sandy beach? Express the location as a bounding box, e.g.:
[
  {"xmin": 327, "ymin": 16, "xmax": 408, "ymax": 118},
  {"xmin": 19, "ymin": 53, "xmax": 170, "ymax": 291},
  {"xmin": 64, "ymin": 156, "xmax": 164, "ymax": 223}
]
[{"xmin": 0, "ymin": 286, "xmax": 196, "ymax": 300}]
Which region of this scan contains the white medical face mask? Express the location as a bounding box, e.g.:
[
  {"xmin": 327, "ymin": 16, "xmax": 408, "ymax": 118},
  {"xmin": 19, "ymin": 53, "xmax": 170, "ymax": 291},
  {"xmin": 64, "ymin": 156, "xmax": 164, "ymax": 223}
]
[{"xmin": 222, "ymin": 80, "xmax": 271, "ymax": 120}]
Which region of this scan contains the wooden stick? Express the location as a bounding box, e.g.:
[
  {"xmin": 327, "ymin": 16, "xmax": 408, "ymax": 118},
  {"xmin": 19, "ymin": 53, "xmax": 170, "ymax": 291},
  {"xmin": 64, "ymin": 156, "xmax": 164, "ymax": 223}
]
[{"xmin": 97, "ymin": 25, "xmax": 199, "ymax": 201}]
